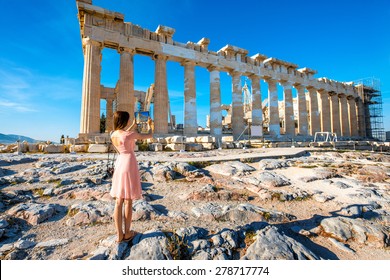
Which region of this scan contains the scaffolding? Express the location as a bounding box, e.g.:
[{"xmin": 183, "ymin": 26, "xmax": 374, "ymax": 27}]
[{"xmin": 354, "ymin": 77, "xmax": 385, "ymax": 141}]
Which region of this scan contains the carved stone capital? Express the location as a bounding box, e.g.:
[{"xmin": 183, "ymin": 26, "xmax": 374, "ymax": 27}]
[
  {"xmin": 249, "ymin": 75, "xmax": 261, "ymax": 84},
  {"xmin": 153, "ymin": 53, "xmax": 169, "ymax": 61},
  {"xmin": 207, "ymin": 65, "xmax": 221, "ymax": 72},
  {"xmin": 228, "ymin": 70, "xmax": 241, "ymax": 78},
  {"xmin": 82, "ymin": 37, "xmax": 103, "ymax": 48},
  {"xmin": 180, "ymin": 60, "xmax": 196, "ymax": 67},
  {"xmin": 279, "ymin": 80, "xmax": 293, "ymax": 87},
  {"xmin": 317, "ymin": 89, "xmax": 328, "ymax": 96},
  {"xmin": 338, "ymin": 93, "xmax": 346, "ymax": 98},
  {"xmin": 264, "ymin": 77, "xmax": 276, "ymax": 84},
  {"xmin": 293, "ymin": 84, "xmax": 305, "ymax": 92},
  {"xmin": 117, "ymin": 46, "xmax": 135, "ymax": 55}
]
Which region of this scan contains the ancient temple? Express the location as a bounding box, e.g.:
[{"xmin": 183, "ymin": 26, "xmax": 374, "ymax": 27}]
[{"xmin": 75, "ymin": 0, "xmax": 367, "ymax": 143}]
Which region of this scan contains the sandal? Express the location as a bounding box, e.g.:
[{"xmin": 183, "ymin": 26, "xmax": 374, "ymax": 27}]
[{"xmin": 123, "ymin": 230, "xmax": 137, "ymax": 242}]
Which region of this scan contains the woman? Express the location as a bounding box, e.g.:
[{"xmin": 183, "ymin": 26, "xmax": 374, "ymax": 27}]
[{"xmin": 110, "ymin": 111, "xmax": 153, "ymax": 243}]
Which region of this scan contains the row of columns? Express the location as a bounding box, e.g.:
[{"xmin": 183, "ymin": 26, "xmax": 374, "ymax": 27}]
[{"xmin": 80, "ymin": 38, "xmax": 364, "ymax": 140}]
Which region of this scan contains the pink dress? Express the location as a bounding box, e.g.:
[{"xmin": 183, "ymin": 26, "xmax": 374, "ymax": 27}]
[{"xmin": 109, "ymin": 130, "xmax": 149, "ymax": 200}]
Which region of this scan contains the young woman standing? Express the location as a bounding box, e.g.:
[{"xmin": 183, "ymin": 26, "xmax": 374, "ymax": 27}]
[{"xmin": 110, "ymin": 111, "xmax": 153, "ymax": 243}]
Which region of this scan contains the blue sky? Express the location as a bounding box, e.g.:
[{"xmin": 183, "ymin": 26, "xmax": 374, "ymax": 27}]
[{"xmin": 0, "ymin": 0, "xmax": 389, "ymax": 142}]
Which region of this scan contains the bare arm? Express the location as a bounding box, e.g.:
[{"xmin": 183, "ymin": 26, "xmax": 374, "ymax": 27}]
[
  {"xmin": 125, "ymin": 119, "xmax": 137, "ymax": 132},
  {"xmin": 135, "ymin": 118, "xmax": 154, "ymax": 140}
]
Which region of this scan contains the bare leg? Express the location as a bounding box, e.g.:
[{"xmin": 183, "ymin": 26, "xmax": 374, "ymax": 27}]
[
  {"xmin": 114, "ymin": 198, "xmax": 124, "ymax": 242},
  {"xmin": 124, "ymin": 199, "xmax": 133, "ymax": 239}
]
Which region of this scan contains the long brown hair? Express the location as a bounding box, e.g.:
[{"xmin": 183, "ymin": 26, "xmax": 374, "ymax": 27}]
[{"xmin": 113, "ymin": 111, "xmax": 130, "ymax": 130}]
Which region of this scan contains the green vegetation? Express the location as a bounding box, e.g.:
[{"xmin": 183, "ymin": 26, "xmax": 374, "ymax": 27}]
[
  {"xmin": 67, "ymin": 208, "xmax": 79, "ymax": 217},
  {"xmin": 164, "ymin": 231, "xmax": 190, "ymax": 260}
]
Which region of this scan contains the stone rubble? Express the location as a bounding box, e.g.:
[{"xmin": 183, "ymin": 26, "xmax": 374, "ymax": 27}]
[{"xmin": 0, "ymin": 150, "xmax": 389, "ymax": 260}]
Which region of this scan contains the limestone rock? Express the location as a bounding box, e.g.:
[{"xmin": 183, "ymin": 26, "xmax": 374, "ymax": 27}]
[
  {"xmin": 0, "ymin": 219, "xmax": 9, "ymax": 229},
  {"xmin": 333, "ymin": 181, "xmax": 353, "ymax": 189},
  {"xmin": 88, "ymin": 144, "xmax": 108, "ymax": 153},
  {"xmin": 43, "ymin": 145, "xmax": 66, "ymax": 153},
  {"xmin": 245, "ymin": 171, "xmax": 290, "ymax": 188},
  {"xmin": 36, "ymin": 239, "xmax": 69, "ymax": 248},
  {"xmin": 191, "ymin": 203, "xmax": 226, "ymax": 221},
  {"xmin": 149, "ymin": 143, "xmax": 163, "ymax": 151},
  {"xmin": 132, "ymin": 199, "xmax": 162, "ymax": 221},
  {"xmin": 202, "ymin": 143, "xmax": 215, "ymax": 150},
  {"xmin": 7, "ymin": 203, "xmax": 60, "ymax": 225},
  {"xmin": 168, "ymin": 136, "xmax": 186, "ymax": 144},
  {"xmin": 70, "ymin": 145, "xmax": 88, "ymax": 153},
  {"xmin": 221, "ymin": 136, "xmax": 234, "ymax": 142},
  {"xmin": 173, "ymin": 162, "xmax": 197, "ymax": 176},
  {"xmin": 328, "ymin": 238, "xmax": 355, "ymax": 254},
  {"xmin": 192, "ymin": 202, "xmax": 296, "ymax": 223},
  {"xmin": 320, "ymin": 217, "xmax": 387, "ymax": 247},
  {"xmin": 224, "ymin": 203, "xmax": 296, "ymax": 223},
  {"xmin": 300, "ymin": 168, "xmax": 336, "ymax": 182},
  {"xmin": 53, "ymin": 163, "xmax": 86, "ymax": 175},
  {"xmin": 127, "ymin": 229, "xmax": 172, "ymax": 260},
  {"xmin": 185, "ymin": 143, "xmax": 203, "ymax": 151},
  {"xmin": 27, "ymin": 144, "xmax": 39, "ymax": 153},
  {"xmin": 15, "ymin": 239, "xmax": 36, "ymax": 250},
  {"xmin": 151, "ymin": 164, "xmax": 176, "ymax": 182},
  {"xmin": 313, "ymin": 193, "xmax": 334, "ymax": 203},
  {"xmin": 92, "ymin": 235, "xmax": 130, "ymax": 260},
  {"xmin": 258, "ymin": 159, "xmax": 290, "ymax": 170},
  {"xmin": 205, "ymin": 161, "xmax": 255, "ymax": 176},
  {"xmin": 192, "ymin": 247, "xmax": 231, "ymax": 260},
  {"xmin": 196, "ymin": 136, "xmax": 215, "ymax": 143},
  {"xmin": 165, "ymin": 143, "xmax": 185, "ymax": 151},
  {"xmin": 218, "ymin": 229, "xmax": 239, "ymax": 249},
  {"xmin": 241, "ymin": 225, "xmax": 320, "ymax": 260},
  {"xmin": 175, "ymin": 226, "xmax": 208, "ymax": 244},
  {"xmin": 168, "ymin": 211, "xmax": 189, "ymax": 221},
  {"xmin": 190, "ymin": 239, "xmax": 211, "ymax": 254},
  {"xmin": 66, "ymin": 201, "xmax": 113, "ymax": 226},
  {"xmin": 89, "ymin": 247, "xmax": 110, "ymax": 260}
]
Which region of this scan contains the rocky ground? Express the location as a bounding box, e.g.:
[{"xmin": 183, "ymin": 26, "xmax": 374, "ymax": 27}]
[{"xmin": 0, "ymin": 148, "xmax": 389, "ymax": 260}]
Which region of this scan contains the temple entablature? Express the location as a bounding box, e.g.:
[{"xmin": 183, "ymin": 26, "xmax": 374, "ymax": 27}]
[
  {"xmin": 197, "ymin": 38, "xmax": 210, "ymax": 52},
  {"xmin": 218, "ymin": 45, "xmax": 249, "ymax": 62},
  {"xmin": 297, "ymin": 67, "xmax": 317, "ymax": 79},
  {"xmin": 251, "ymin": 53, "xmax": 268, "ymax": 66},
  {"xmin": 76, "ymin": 0, "xmax": 367, "ymax": 142}
]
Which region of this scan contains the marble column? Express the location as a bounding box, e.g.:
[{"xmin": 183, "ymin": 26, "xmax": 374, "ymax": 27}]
[
  {"xmin": 250, "ymin": 75, "xmax": 263, "ymax": 137},
  {"xmin": 339, "ymin": 94, "xmax": 350, "ymax": 137},
  {"xmin": 329, "ymin": 92, "xmax": 341, "ymax": 136},
  {"xmin": 154, "ymin": 54, "xmax": 169, "ymax": 135},
  {"xmin": 307, "ymin": 87, "xmax": 320, "ymax": 135},
  {"xmin": 318, "ymin": 90, "xmax": 331, "ymax": 132},
  {"xmin": 105, "ymin": 98, "xmax": 114, "ymax": 132},
  {"xmin": 182, "ymin": 60, "xmax": 197, "ymax": 136},
  {"xmin": 347, "ymin": 96, "xmax": 358, "ymax": 137},
  {"xmin": 231, "ymin": 71, "xmax": 245, "ymax": 139},
  {"xmin": 280, "ymin": 81, "xmax": 294, "ymax": 136},
  {"xmin": 356, "ymin": 97, "xmax": 366, "ymax": 138},
  {"xmin": 266, "ymin": 79, "xmax": 280, "ymax": 137},
  {"xmin": 295, "ymin": 85, "xmax": 308, "ymax": 136},
  {"xmin": 208, "ymin": 66, "xmax": 222, "ymax": 137},
  {"xmin": 80, "ymin": 38, "xmax": 102, "ymax": 135},
  {"xmin": 117, "ymin": 47, "xmax": 135, "ymax": 119}
]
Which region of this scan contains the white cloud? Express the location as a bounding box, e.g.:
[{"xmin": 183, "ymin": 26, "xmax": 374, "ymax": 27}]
[
  {"xmin": 0, "ymin": 99, "xmax": 38, "ymax": 113},
  {"xmin": 0, "ymin": 62, "xmax": 81, "ymax": 115}
]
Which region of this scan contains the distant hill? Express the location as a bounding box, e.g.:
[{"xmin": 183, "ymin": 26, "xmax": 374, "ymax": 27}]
[{"xmin": 0, "ymin": 133, "xmax": 41, "ymax": 144}]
